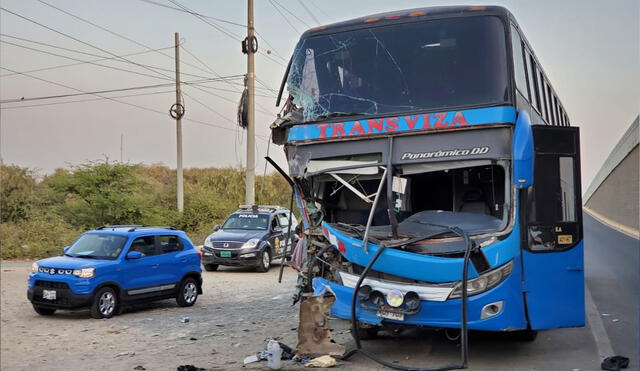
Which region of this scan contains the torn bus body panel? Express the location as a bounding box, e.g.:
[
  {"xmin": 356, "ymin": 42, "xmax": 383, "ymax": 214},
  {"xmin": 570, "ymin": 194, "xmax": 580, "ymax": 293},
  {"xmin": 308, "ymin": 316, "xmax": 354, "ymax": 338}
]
[
  {"xmin": 285, "ymin": 124, "xmax": 528, "ymax": 331},
  {"xmin": 296, "ymin": 290, "xmax": 346, "ymax": 357}
]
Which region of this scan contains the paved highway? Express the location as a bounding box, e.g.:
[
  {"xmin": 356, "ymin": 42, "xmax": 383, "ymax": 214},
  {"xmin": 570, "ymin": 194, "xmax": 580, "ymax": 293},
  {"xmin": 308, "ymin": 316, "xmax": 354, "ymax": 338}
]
[{"xmin": 584, "ymin": 211, "xmax": 639, "ymax": 364}]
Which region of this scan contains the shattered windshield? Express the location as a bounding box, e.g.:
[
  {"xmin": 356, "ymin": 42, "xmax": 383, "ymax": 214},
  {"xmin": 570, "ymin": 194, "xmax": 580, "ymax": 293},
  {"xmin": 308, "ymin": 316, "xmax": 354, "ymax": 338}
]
[{"xmin": 286, "ymin": 16, "xmax": 509, "ymax": 123}]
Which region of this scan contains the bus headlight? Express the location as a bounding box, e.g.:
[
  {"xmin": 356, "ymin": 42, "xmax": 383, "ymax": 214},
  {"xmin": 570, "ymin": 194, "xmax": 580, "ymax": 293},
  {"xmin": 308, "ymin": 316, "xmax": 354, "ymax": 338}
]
[{"xmin": 449, "ymin": 261, "xmax": 513, "ymax": 299}]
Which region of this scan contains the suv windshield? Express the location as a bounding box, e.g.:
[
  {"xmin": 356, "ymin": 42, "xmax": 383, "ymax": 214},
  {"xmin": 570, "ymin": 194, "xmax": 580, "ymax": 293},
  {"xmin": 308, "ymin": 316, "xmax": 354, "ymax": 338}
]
[
  {"xmin": 286, "ymin": 16, "xmax": 508, "ymax": 123},
  {"xmin": 67, "ymin": 234, "xmax": 128, "ymax": 260},
  {"xmin": 222, "ymin": 214, "xmax": 269, "ymax": 230}
]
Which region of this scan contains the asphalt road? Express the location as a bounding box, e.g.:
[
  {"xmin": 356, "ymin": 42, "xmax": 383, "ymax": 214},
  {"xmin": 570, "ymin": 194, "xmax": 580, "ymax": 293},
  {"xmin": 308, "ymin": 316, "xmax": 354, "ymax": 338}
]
[{"xmin": 583, "ymin": 211, "xmax": 639, "ymax": 363}]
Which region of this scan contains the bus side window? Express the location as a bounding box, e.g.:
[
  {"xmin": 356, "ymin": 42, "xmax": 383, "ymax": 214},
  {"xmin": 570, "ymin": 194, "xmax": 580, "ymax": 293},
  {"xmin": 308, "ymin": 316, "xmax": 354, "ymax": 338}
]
[
  {"xmin": 540, "ymin": 74, "xmax": 549, "ymax": 123},
  {"xmin": 510, "ymin": 25, "xmax": 529, "ymax": 100},
  {"xmin": 525, "ymin": 51, "xmax": 540, "ymax": 112},
  {"xmin": 526, "ymin": 127, "xmax": 581, "ymax": 251}
]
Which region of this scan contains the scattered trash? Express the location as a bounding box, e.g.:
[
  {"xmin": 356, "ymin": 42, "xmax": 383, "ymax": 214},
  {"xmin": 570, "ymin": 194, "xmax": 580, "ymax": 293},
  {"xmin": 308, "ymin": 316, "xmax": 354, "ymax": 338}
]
[
  {"xmin": 115, "ymin": 351, "xmax": 136, "ymax": 358},
  {"xmin": 181, "ymin": 317, "xmax": 190, "ymax": 323},
  {"xmin": 601, "ymin": 356, "xmax": 629, "ymax": 371},
  {"xmin": 602, "ymin": 313, "xmax": 611, "ymax": 317},
  {"xmin": 267, "ymin": 339, "xmax": 283, "ymax": 369},
  {"xmin": 133, "ymin": 366, "xmax": 146, "ymax": 370},
  {"xmin": 304, "ymin": 355, "xmax": 337, "ymax": 368},
  {"xmin": 612, "ymin": 319, "xmax": 620, "ymax": 323},
  {"xmin": 210, "ymin": 348, "xmax": 217, "ymax": 355},
  {"xmin": 176, "ymin": 366, "xmax": 205, "ymax": 371},
  {"xmin": 79, "ymin": 328, "xmax": 88, "ymax": 332},
  {"xmin": 244, "ymin": 354, "xmax": 261, "ymax": 365},
  {"xmin": 189, "ymin": 337, "xmax": 197, "ymax": 341}
]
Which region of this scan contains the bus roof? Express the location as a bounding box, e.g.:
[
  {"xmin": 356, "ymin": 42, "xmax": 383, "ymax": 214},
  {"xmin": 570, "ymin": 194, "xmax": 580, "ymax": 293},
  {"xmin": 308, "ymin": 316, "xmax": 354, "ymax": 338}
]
[{"xmin": 301, "ymin": 5, "xmax": 515, "ymax": 38}]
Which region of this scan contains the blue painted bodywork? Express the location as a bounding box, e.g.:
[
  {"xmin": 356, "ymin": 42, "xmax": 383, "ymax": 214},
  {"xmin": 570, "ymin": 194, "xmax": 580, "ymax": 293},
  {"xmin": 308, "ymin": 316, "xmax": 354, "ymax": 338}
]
[
  {"xmin": 513, "ymin": 110, "xmax": 534, "ymax": 188},
  {"xmin": 287, "ymin": 106, "xmax": 516, "ymax": 142},
  {"xmin": 28, "ymin": 228, "xmax": 201, "ymax": 299}
]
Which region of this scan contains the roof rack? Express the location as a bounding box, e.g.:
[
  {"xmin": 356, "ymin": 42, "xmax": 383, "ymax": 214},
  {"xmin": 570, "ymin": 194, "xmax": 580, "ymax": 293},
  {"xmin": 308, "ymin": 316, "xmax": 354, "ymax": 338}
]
[
  {"xmin": 238, "ymin": 204, "xmax": 286, "ymax": 212},
  {"xmin": 96, "ymin": 225, "xmax": 143, "ymax": 230},
  {"xmin": 127, "ymin": 226, "xmax": 177, "ymax": 232}
]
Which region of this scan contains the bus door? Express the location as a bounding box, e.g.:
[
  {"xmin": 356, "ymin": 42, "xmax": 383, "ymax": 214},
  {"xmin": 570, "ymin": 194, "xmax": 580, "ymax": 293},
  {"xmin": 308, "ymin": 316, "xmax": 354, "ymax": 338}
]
[{"xmin": 521, "ymin": 126, "xmax": 585, "ymax": 329}]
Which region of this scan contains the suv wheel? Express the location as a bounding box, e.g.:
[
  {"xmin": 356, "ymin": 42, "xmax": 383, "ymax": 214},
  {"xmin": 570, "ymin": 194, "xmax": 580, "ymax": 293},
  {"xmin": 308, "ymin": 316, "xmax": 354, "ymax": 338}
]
[
  {"xmin": 91, "ymin": 287, "xmax": 118, "ymax": 319},
  {"xmin": 33, "ymin": 305, "xmax": 56, "ymax": 316},
  {"xmin": 257, "ymin": 249, "xmax": 271, "ymax": 272},
  {"xmin": 176, "ymin": 277, "xmax": 199, "ymax": 307},
  {"xmin": 204, "ymin": 264, "xmax": 218, "ymax": 271}
]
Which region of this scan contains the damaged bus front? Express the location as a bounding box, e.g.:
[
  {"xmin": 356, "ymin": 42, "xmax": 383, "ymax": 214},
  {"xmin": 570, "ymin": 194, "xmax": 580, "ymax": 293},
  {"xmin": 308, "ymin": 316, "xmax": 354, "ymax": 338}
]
[{"xmin": 271, "ymin": 6, "xmax": 584, "ymax": 342}]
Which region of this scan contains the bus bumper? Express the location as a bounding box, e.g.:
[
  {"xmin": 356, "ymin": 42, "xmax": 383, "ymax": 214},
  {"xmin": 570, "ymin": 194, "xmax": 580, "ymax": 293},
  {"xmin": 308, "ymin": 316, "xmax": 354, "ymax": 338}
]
[{"xmin": 312, "ymin": 264, "xmax": 528, "ymax": 331}]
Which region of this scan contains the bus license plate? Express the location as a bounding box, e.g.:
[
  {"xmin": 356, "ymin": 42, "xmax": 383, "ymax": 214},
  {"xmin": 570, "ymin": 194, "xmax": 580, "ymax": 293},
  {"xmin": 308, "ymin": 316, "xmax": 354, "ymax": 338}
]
[
  {"xmin": 43, "ymin": 290, "xmax": 56, "ymax": 300},
  {"xmin": 377, "ymin": 310, "xmax": 404, "ymax": 321},
  {"xmin": 220, "ymin": 251, "xmax": 232, "ymax": 258}
]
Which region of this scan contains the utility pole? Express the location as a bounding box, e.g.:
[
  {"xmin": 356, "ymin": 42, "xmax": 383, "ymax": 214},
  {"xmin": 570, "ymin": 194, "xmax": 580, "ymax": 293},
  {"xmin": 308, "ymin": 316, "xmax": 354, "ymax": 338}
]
[
  {"xmin": 173, "ymin": 32, "xmax": 184, "ymax": 212},
  {"xmin": 245, "ymin": 0, "xmax": 256, "ymax": 205}
]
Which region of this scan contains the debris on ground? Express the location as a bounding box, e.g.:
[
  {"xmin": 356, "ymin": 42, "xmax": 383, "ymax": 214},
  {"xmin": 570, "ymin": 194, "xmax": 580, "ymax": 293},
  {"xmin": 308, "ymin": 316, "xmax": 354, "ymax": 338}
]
[
  {"xmin": 115, "ymin": 351, "xmax": 135, "ymax": 357},
  {"xmin": 133, "ymin": 366, "xmax": 146, "ymax": 370},
  {"xmin": 243, "ymin": 340, "xmax": 296, "ymax": 366},
  {"xmin": 181, "ymin": 317, "xmax": 190, "ymax": 323},
  {"xmin": 304, "ymin": 355, "xmax": 337, "ymax": 368},
  {"xmin": 296, "ymin": 293, "xmax": 345, "ymax": 357},
  {"xmin": 176, "ymin": 365, "xmax": 205, "ymax": 371},
  {"xmin": 267, "ymin": 339, "xmax": 283, "ymax": 369},
  {"xmin": 601, "ymin": 355, "xmax": 630, "ymax": 371}
]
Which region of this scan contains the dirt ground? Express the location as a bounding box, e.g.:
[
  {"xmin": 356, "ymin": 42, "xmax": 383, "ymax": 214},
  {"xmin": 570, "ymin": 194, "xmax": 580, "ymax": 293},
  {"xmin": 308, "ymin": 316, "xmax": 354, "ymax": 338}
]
[
  {"xmin": 0, "ymin": 261, "xmax": 607, "ymax": 371},
  {"xmin": 0, "ymin": 261, "xmax": 333, "ymax": 371}
]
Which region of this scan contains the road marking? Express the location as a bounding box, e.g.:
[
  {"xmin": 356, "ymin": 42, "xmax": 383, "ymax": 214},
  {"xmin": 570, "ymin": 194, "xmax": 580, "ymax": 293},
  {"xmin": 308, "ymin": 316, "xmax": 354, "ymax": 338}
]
[{"xmin": 585, "ymin": 284, "xmax": 615, "ymax": 360}]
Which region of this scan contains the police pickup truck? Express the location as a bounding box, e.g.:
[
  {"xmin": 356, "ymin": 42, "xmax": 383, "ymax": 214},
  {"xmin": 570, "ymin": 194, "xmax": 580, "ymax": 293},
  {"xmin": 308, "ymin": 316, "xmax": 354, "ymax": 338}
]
[{"xmin": 201, "ymin": 205, "xmax": 298, "ymax": 272}]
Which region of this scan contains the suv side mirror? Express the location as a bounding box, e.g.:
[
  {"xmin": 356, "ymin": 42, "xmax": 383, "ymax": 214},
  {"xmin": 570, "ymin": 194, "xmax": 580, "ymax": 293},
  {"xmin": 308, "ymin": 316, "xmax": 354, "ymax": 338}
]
[
  {"xmin": 213, "ymin": 225, "xmax": 221, "ymax": 232},
  {"xmin": 63, "ymin": 246, "xmax": 70, "ymax": 254},
  {"xmin": 126, "ymin": 251, "xmax": 143, "ymax": 260},
  {"xmin": 273, "ymin": 225, "xmax": 283, "ymax": 232}
]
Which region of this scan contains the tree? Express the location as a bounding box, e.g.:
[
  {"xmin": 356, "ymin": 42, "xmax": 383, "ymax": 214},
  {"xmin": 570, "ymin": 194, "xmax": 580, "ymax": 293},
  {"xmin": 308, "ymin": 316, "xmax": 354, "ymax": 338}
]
[
  {"xmin": 1, "ymin": 165, "xmax": 38, "ymax": 222},
  {"xmin": 50, "ymin": 161, "xmax": 158, "ymax": 228}
]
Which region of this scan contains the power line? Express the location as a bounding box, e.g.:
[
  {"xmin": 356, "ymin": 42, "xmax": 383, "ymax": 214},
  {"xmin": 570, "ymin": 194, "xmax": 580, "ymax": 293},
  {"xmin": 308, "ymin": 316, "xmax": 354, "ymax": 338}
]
[
  {"xmin": 272, "ymin": 0, "xmax": 311, "ymax": 29},
  {"xmin": 297, "ymin": 0, "xmax": 321, "ymax": 25},
  {"xmin": 182, "ymin": 89, "xmax": 236, "ymax": 126},
  {"xmin": 0, "ymin": 90, "xmax": 174, "ymax": 110},
  {"xmin": 135, "ymin": 0, "xmax": 288, "ymax": 63},
  {"xmin": 268, "ymin": 0, "xmax": 301, "ymax": 34},
  {"xmin": 0, "ymin": 37, "xmax": 222, "ymax": 81},
  {"xmin": 0, "ymin": 35, "xmax": 174, "ymax": 78},
  {"xmin": 0, "ymin": 72, "xmax": 242, "ymax": 103},
  {"xmin": 308, "ymin": 0, "xmax": 331, "ymax": 21},
  {"xmin": 32, "ymin": 1, "xmax": 221, "ymax": 79},
  {"xmin": 1, "ymin": 6, "xmax": 173, "ymax": 81}
]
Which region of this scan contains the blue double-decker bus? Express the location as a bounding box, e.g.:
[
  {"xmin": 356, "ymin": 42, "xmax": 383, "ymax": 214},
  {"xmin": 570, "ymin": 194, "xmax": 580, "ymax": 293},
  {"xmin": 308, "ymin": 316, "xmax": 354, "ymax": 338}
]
[{"xmin": 271, "ymin": 5, "xmax": 583, "ymax": 348}]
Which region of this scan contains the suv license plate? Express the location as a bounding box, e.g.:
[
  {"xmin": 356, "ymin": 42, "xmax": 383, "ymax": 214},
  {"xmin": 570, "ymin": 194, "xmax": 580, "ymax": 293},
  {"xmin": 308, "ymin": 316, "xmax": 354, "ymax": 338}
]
[
  {"xmin": 220, "ymin": 251, "xmax": 232, "ymax": 258},
  {"xmin": 43, "ymin": 290, "xmax": 57, "ymax": 300},
  {"xmin": 377, "ymin": 310, "xmax": 404, "ymax": 321}
]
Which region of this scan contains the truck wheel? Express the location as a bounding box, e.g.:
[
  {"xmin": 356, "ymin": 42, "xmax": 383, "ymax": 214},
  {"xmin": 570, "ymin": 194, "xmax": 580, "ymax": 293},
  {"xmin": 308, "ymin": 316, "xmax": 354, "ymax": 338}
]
[
  {"xmin": 33, "ymin": 305, "xmax": 56, "ymax": 316},
  {"xmin": 257, "ymin": 250, "xmax": 271, "ymax": 272},
  {"xmin": 90, "ymin": 287, "xmax": 118, "ymax": 319},
  {"xmin": 204, "ymin": 264, "xmax": 218, "ymax": 271},
  {"xmin": 176, "ymin": 277, "xmax": 199, "ymax": 307}
]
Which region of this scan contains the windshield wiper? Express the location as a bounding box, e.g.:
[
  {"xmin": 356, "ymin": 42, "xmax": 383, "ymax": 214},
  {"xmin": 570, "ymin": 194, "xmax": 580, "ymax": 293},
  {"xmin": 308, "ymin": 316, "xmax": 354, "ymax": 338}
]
[{"xmin": 74, "ymin": 255, "xmax": 99, "ymax": 259}]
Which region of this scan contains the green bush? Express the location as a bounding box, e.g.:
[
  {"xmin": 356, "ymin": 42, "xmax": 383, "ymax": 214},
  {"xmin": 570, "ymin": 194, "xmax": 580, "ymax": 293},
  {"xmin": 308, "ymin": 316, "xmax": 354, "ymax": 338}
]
[{"xmin": 0, "ymin": 161, "xmax": 294, "ymax": 259}]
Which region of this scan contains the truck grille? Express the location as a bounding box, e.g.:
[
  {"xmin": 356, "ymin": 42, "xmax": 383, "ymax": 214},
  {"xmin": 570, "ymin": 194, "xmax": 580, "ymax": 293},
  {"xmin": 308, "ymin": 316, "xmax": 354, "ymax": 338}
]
[{"xmin": 212, "ymin": 241, "xmax": 244, "ymax": 249}]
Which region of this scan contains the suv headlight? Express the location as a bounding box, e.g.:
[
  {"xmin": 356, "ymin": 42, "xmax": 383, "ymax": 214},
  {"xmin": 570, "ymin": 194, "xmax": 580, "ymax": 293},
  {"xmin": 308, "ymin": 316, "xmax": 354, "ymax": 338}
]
[
  {"xmin": 73, "ymin": 268, "xmax": 95, "ymax": 278},
  {"xmin": 31, "ymin": 262, "xmax": 38, "ymax": 273},
  {"xmin": 449, "ymin": 261, "xmax": 513, "ymax": 299},
  {"xmin": 241, "ymin": 238, "xmax": 260, "ymax": 249},
  {"xmin": 204, "ymin": 238, "xmax": 213, "ymax": 248}
]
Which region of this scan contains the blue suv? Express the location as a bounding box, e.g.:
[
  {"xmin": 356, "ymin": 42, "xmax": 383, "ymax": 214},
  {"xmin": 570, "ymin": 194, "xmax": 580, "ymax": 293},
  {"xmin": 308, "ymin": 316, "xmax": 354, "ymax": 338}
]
[{"xmin": 27, "ymin": 226, "xmax": 202, "ymax": 319}]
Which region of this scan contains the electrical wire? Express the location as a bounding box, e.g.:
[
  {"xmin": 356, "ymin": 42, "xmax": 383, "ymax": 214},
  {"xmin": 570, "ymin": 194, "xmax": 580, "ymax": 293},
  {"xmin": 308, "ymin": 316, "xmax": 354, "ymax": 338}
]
[
  {"xmin": 0, "ymin": 90, "xmax": 174, "ymax": 110},
  {"xmin": 1, "ymin": 6, "xmax": 173, "ymax": 81},
  {"xmin": 297, "ymin": 0, "xmax": 321, "ymax": 25},
  {"xmin": 272, "ymin": 0, "xmax": 311, "ymax": 29},
  {"xmin": 268, "ymin": 0, "xmax": 301, "ymax": 34}
]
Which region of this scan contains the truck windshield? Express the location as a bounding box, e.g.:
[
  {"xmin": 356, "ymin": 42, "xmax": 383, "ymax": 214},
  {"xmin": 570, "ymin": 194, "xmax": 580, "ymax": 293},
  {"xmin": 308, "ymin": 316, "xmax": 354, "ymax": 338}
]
[
  {"xmin": 286, "ymin": 16, "xmax": 508, "ymax": 123},
  {"xmin": 67, "ymin": 234, "xmax": 127, "ymax": 260},
  {"xmin": 222, "ymin": 214, "xmax": 269, "ymax": 230}
]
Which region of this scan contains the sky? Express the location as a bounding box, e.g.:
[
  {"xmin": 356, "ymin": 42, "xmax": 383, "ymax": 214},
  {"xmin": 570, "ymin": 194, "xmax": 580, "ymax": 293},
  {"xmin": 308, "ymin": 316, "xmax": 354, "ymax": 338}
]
[{"xmin": 0, "ymin": 0, "xmax": 638, "ymax": 189}]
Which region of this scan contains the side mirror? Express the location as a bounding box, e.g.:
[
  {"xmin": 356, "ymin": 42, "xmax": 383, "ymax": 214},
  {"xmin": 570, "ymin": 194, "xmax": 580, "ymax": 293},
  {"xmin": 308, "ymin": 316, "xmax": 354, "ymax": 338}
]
[
  {"xmin": 126, "ymin": 251, "xmax": 143, "ymax": 260},
  {"xmin": 273, "ymin": 225, "xmax": 283, "ymax": 232},
  {"xmin": 63, "ymin": 246, "xmax": 70, "ymax": 254},
  {"xmin": 213, "ymin": 225, "xmax": 221, "ymax": 232}
]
